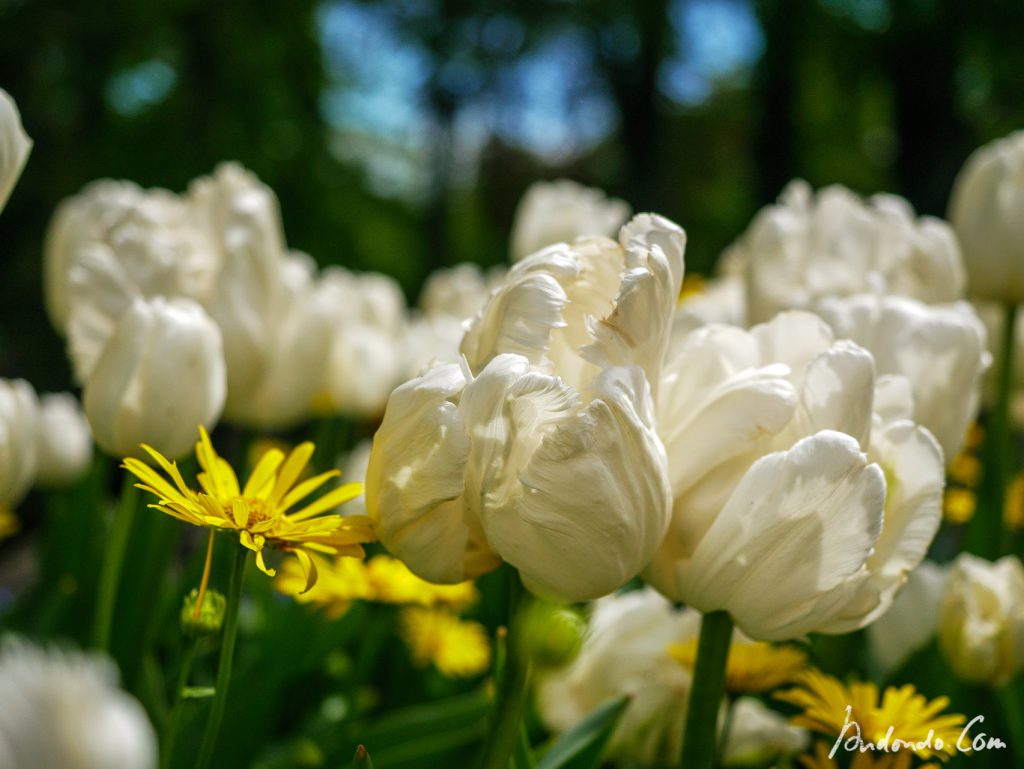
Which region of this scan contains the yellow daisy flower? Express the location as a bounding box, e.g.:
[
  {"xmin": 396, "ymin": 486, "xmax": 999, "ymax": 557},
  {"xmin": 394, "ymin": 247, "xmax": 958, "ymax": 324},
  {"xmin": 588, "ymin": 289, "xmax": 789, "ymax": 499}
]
[
  {"xmin": 123, "ymin": 426, "xmax": 374, "ymax": 590},
  {"xmin": 798, "ymin": 739, "xmax": 940, "ymax": 769},
  {"xmin": 275, "ymin": 553, "xmax": 479, "ymax": 615},
  {"xmin": 669, "ymin": 637, "xmax": 807, "ymax": 694},
  {"xmin": 777, "ymin": 670, "xmax": 966, "ymax": 761},
  {"xmin": 400, "ymin": 607, "xmax": 491, "ymax": 678}
]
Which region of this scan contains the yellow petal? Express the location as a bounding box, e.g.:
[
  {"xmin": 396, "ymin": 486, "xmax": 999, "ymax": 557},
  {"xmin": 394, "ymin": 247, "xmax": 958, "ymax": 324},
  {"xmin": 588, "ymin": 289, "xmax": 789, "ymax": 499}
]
[
  {"xmin": 288, "ymin": 482, "xmax": 364, "ymax": 522},
  {"xmin": 293, "ymin": 549, "xmax": 319, "ymax": 593},
  {"xmin": 278, "ymin": 470, "xmax": 340, "ymax": 513},
  {"xmin": 243, "ymin": 448, "xmax": 285, "ymax": 499},
  {"xmin": 231, "ymin": 498, "xmax": 249, "ymax": 529},
  {"xmin": 270, "ymin": 442, "xmax": 315, "ymax": 504},
  {"xmin": 255, "ymin": 548, "xmax": 276, "ymax": 577}
]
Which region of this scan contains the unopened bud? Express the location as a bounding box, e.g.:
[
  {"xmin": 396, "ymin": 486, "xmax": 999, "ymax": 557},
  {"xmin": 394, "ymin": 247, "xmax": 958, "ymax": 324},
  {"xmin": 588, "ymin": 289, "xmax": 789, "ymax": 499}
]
[
  {"xmin": 518, "ymin": 600, "xmax": 585, "ymax": 668},
  {"xmin": 180, "ymin": 588, "xmax": 226, "ymax": 637}
]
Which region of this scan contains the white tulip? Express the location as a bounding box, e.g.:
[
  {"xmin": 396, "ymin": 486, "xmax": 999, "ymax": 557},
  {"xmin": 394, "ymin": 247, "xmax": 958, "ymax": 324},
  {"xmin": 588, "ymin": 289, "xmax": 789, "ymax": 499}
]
[
  {"xmin": 0, "ymin": 89, "xmax": 30, "ymax": 212},
  {"xmin": 510, "ymin": 179, "xmax": 630, "ymax": 261},
  {"xmin": 738, "ymin": 180, "xmax": 965, "ymax": 323},
  {"xmin": 673, "ymin": 273, "xmax": 747, "ymax": 336},
  {"xmin": 418, "ymin": 263, "xmax": 505, "ymax": 321},
  {"xmin": 188, "ymin": 165, "xmax": 333, "ymax": 429},
  {"xmin": 949, "ymin": 131, "xmax": 1024, "ymax": 303},
  {"xmin": 402, "ymin": 312, "xmax": 467, "ymax": 377},
  {"xmin": 46, "ymin": 180, "xmax": 215, "ymax": 337},
  {"xmin": 319, "ymin": 267, "xmax": 409, "ymax": 419},
  {"xmin": 83, "ymin": 296, "xmax": 225, "ymax": 459},
  {"xmin": 939, "ymin": 553, "xmax": 1024, "ymax": 686},
  {"xmin": 35, "ymin": 393, "xmax": 93, "ymax": 489},
  {"xmin": 0, "ymin": 380, "xmax": 39, "ymax": 510},
  {"xmin": 366, "ymin": 354, "xmax": 671, "ymax": 601},
  {"xmin": 536, "ymin": 588, "xmax": 699, "ymax": 767},
  {"xmin": 463, "ymin": 214, "xmax": 687, "ymax": 394},
  {"xmin": 723, "ymin": 698, "xmax": 808, "ymax": 767},
  {"xmin": 648, "ymin": 311, "xmax": 945, "ymax": 640},
  {"xmin": 818, "ymin": 294, "xmax": 988, "ymax": 460},
  {"xmin": 0, "ymin": 637, "xmax": 156, "ymax": 769},
  {"xmin": 867, "ymin": 561, "xmax": 949, "ymax": 675}
]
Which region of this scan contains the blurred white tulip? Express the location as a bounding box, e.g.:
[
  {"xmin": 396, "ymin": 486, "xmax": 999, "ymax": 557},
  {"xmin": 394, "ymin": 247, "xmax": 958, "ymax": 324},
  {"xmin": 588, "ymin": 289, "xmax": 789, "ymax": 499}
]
[
  {"xmin": 0, "ymin": 88, "xmax": 30, "ymax": 212},
  {"xmin": 0, "ymin": 379, "xmax": 40, "ymax": 510},
  {"xmin": 537, "ymin": 589, "xmax": 806, "ymax": 767},
  {"xmin": 939, "ymin": 553, "xmax": 1024, "ymax": 686},
  {"xmin": 418, "ymin": 263, "xmax": 505, "ymax": 321},
  {"xmin": 736, "ymin": 180, "xmax": 965, "ymax": 323},
  {"xmin": 188, "ymin": 165, "xmax": 333, "ymax": 429},
  {"xmin": 949, "ymin": 131, "xmax": 1024, "ymax": 303},
  {"xmin": 647, "ymin": 312, "xmax": 944, "ymax": 640},
  {"xmin": 510, "ymin": 179, "xmax": 630, "ymax": 261},
  {"xmin": 83, "ymin": 296, "xmax": 225, "ymax": 459},
  {"xmin": 0, "ymin": 637, "xmax": 156, "ymax": 769},
  {"xmin": 366, "ymin": 355, "xmax": 670, "ymax": 601},
  {"xmin": 536, "ymin": 588, "xmax": 699, "ymax": 767},
  {"xmin": 46, "ymin": 180, "xmax": 216, "ymax": 339},
  {"xmin": 723, "ymin": 698, "xmax": 808, "ymax": 767},
  {"xmin": 35, "ymin": 393, "xmax": 93, "ymax": 489},
  {"xmin": 866, "ymin": 561, "xmax": 949, "ymax": 676},
  {"xmin": 319, "ymin": 267, "xmax": 408, "ymax": 419},
  {"xmin": 818, "ymin": 294, "xmax": 988, "ymax": 461}
]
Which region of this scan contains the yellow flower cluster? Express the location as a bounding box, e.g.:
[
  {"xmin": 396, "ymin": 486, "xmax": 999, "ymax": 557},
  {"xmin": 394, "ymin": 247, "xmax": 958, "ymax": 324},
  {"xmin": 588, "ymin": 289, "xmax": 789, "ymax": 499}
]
[
  {"xmin": 0, "ymin": 506, "xmax": 18, "ymax": 543},
  {"xmin": 669, "ymin": 637, "xmax": 808, "ymax": 694},
  {"xmin": 943, "ymin": 423, "xmax": 983, "ymax": 525},
  {"xmin": 276, "ymin": 553, "xmax": 490, "ymax": 678}
]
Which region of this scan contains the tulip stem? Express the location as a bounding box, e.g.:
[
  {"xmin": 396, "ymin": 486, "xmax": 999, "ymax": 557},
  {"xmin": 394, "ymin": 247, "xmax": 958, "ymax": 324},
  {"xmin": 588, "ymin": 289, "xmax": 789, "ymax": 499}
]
[
  {"xmin": 679, "ymin": 610, "xmax": 733, "ymax": 769},
  {"xmin": 195, "ymin": 545, "xmax": 248, "ymax": 769},
  {"xmin": 161, "ymin": 637, "xmax": 199, "ymax": 769},
  {"xmin": 973, "ymin": 302, "xmax": 1018, "ymax": 558},
  {"xmin": 92, "ymin": 473, "xmax": 138, "ymax": 651},
  {"xmin": 477, "ymin": 572, "xmax": 531, "ymax": 769}
]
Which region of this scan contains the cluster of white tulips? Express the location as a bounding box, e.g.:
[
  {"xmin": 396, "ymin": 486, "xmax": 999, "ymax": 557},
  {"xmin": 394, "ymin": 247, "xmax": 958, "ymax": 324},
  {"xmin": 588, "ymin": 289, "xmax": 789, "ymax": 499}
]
[{"xmin": 4, "ymin": 77, "xmax": 1024, "ymax": 769}]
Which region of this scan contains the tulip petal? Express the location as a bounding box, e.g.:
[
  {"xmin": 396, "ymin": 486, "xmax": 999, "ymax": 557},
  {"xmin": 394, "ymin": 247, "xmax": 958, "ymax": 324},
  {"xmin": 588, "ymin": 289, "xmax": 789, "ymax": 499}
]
[
  {"xmin": 0, "ymin": 89, "xmax": 31, "ymax": 212},
  {"xmin": 683, "ymin": 430, "xmax": 885, "ymax": 641}
]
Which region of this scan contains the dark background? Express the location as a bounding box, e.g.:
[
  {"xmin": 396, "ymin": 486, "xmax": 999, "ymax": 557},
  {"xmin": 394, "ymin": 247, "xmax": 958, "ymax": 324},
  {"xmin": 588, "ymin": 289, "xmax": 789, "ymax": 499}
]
[{"xmin": 2, "ymin": 0, "xmax": 1023, "ymax": 392}]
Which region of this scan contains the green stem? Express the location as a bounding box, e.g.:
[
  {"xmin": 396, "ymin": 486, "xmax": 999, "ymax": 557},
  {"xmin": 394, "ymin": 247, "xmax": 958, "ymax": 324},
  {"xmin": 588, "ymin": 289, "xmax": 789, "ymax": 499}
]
[
  {"xmin": 972, "ymin": 302, "xmax": 1018, "ymax": 558},
  {"xmin": 715, "ymin": 695, "xmax": 736, "ymax": 764},
  {"xmin": 679, "ymin": 610, "xmax": 733, "ymax": 769},
  {"xmin": 477, "ymin": 573, "xmax": 531, "ymax": 769},
  {"xmin": 195, "ymin": 546, "xmax": 248, "ymax": 769},
  {"xmin": 997, "ymin": 683, "xmax": 1024, "ymax": 758},
  {"xmin": 92, "ymin": 473, "xmax": 139, "ymax": 651},
  {"xmin": 161, "ymin": 638, "xmax": 199, "ymax": 769}
]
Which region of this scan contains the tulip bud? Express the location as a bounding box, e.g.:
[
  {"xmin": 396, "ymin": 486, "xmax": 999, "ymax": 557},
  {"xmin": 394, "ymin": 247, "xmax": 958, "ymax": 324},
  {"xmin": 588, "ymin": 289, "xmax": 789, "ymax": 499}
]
[
  {"xmin": 34, "ymin": 393, "xmax": 93, "ymax": 489},
  {"xmin": 949, "ymin": 131, "xmax": 1024, "ymax": 303},
  {"xmin": 180, "ymin": 589, "xmax": 226, "ymax": 637},
  {"xmin": 419, "ymin": 263, "xmax": 506, "ymax": 321},
  {"xmin": 83, "ymin": 296, "xmax": 226, "ymax": 460},
  {"xmin": 517, "ymin": 600, "xmax": 585, "ymax": 668},
  {"xmin": 939, "ymin": 553, "xmax": 1024, "ymax": 686},
  {"xmin": 510, "ymin": 179, "xmax": 630, "ymax": 261},
  {"xmin": 0, "ymin": 88, "xmax": 31, "ymax": 212},
  {"xmin": 0, "ymin": 379, "xmax": 40, "ymax": 510}
]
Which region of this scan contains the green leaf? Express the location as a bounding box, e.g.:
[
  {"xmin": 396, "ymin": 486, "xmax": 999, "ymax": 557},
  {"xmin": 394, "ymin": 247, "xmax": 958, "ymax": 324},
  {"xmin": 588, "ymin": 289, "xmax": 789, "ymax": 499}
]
[
  {"xmin": 182, "ymin": 686, "xmax": 216, "ymax": 699},
  {"xmin": 537, "ymin": 695, "xmax": 628, "ymax": 769},
  {"xmin": 513, "ymin": 722, "xmax": 538, "ymax": 769},
  {"xmin": 352, "ymin": 744, "xmax": 375, "ymax": 769}
]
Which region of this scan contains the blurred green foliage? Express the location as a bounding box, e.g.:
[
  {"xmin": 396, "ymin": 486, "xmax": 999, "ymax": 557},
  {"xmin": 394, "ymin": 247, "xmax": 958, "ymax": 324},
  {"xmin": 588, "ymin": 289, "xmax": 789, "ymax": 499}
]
[{"xmin": 2, "ymin": 0, "xmax": 1024, "ymax": 391}]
